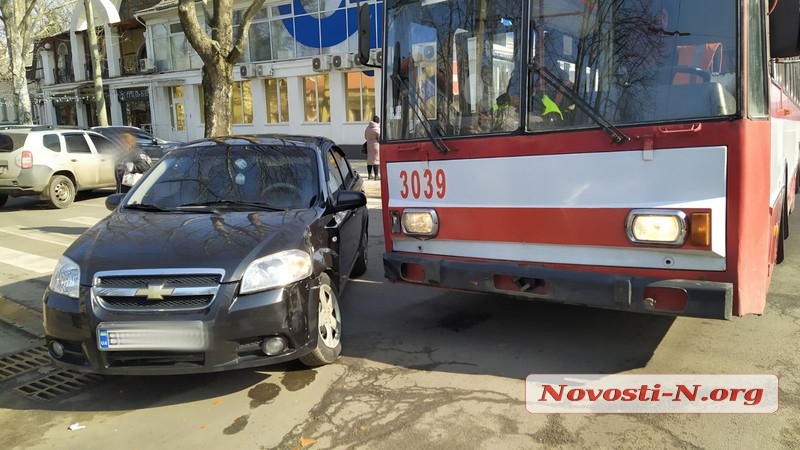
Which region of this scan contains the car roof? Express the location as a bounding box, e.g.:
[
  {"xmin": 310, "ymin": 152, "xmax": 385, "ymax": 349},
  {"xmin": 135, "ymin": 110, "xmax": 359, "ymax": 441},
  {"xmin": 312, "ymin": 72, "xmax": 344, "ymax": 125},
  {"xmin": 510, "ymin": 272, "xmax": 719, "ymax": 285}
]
[{"xmin": 180, "ymin": 134, "xmax": 335, "ymax": 153}]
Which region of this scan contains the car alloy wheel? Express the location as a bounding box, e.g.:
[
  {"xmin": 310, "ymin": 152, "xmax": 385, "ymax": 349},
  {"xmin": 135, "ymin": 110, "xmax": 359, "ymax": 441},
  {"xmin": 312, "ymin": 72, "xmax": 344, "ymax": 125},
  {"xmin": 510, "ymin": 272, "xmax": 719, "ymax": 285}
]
[{"xmin": 299, "ymin": 273, "xmax": 342, "ymax": 367}]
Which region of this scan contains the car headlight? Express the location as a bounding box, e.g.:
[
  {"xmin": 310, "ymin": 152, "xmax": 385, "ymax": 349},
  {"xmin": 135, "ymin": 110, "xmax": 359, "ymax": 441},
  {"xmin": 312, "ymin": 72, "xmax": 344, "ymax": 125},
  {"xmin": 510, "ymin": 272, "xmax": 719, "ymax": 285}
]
[
  {"xmin": 626, "ymin": 209, "xmax": 687, "ymax": 245},
  {"xmin": 401, "ymin": 209, "xmax": 439, "ymax": 238},
  {"xmin": 240, "ymin": 249, "xmax": 313, "ymax": 294},
  {"xmin": 49, "ymin": 256, "xmax": 80, "ymax": 299}
]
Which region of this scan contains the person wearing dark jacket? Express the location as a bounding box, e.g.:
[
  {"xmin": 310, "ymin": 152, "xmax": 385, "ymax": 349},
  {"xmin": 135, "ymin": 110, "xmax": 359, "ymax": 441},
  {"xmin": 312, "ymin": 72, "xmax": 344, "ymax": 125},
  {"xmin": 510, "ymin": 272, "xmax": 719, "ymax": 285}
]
[{"xmin": 116, "ymin": 133, "xmax": 152, "ymax": 194}]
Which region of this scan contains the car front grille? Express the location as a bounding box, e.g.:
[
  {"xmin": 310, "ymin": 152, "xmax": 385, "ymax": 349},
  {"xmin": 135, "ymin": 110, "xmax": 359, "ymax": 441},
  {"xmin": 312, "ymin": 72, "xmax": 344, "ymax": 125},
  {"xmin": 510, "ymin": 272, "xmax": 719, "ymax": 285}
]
[{"xmin": 92, "ymin": 269, "xmax": 225, "ymax": 312}]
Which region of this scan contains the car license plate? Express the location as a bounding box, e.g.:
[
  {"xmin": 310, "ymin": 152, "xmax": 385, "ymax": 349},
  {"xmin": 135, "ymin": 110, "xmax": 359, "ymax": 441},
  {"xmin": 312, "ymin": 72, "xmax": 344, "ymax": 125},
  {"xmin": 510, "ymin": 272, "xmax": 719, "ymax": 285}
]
[{"xmin": 97, "ymin": 321, "xmax": 207, "ymax": 351}]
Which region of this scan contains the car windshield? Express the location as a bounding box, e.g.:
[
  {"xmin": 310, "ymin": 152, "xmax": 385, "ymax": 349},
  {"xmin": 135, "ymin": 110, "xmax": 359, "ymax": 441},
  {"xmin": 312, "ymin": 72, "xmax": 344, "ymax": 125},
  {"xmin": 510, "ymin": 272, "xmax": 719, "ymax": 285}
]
[
  {"xmin": 124, "ymin": 143, "xmax": 320, "ymax": 210},
  {"xmin": 384, "ymin": 0, "xmax": 737, "ymax": 139}
]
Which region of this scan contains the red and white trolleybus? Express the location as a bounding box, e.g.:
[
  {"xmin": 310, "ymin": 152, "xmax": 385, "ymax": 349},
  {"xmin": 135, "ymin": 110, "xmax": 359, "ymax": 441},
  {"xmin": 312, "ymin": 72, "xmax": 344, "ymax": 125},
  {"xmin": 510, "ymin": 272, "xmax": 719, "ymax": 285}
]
[{"xmin": 364, "ymin": 0, "xmax": 800, "ymax": 319}]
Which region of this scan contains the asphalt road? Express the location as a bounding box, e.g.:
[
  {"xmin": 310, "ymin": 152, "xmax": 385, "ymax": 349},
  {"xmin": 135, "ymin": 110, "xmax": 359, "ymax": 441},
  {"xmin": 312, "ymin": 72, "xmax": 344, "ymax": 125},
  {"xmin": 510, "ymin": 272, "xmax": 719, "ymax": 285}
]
[{"xmin": 0, "ymin": 188, "xmax": 799, "ymax": 449}]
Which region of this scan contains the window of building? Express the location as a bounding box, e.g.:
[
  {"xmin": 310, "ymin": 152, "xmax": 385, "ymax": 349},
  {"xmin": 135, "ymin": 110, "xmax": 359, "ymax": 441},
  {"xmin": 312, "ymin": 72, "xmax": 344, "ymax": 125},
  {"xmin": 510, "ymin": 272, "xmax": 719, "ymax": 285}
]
[
  {"xmin": 169, "ymin": 86, "xmax": 186, "ymax": 131},
  {"xmin": 265, "ymin": 78, "xmax": 290, "ymax": 123},
  {"xmin": 345, "ymin": 72, "xmax": 376, "ymax": 122},
  {"xmin": 303, "ymin": 74, "xmax": 330, "ymax": 122},
  {"xmin": 232, "ymin": 80, "xmax": 254, "ymax": 124},
  {"xmin": 198, "ymin": 82, "xmax": 253, "ymax": 124},
  {"xmin": 152, "ymin": 21, "xmax": 203, "ymax": 71}
]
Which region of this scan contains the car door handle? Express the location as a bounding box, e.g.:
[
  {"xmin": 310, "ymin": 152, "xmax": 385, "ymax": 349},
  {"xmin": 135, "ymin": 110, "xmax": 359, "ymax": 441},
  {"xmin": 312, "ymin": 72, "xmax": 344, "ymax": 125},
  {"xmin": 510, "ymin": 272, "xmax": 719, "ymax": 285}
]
[{"xmin": 71, "ymin": 159, "xmax": 78, "ymax": 162}]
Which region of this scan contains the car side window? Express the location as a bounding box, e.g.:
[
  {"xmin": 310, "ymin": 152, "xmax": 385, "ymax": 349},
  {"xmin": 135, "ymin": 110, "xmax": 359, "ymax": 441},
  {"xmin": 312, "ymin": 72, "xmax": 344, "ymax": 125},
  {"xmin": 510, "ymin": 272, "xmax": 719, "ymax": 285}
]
[
  {"xmin": 64, "ymin": 134, "xmax": 92, "ymax": 154},
  {"xmin": 89, "ymin": 135, "xmax": 117, "ymax": 155},
  {"xmin": 42, "ymin": 134, "xmax": 61, "ymax": 152},
  {"xmin": 327, "ymin": 150, "xmax": 344, "ymax": 194},
  {"xmin": 330, "ymin": 147, "xmax": 354, "ymax": 188}
]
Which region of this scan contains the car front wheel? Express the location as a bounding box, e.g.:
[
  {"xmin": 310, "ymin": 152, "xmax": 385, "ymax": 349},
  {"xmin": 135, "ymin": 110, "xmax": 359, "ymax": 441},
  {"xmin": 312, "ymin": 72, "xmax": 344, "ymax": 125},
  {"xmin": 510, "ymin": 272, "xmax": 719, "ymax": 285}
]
[
  {"xmin": 299, "ymin": 273, "xmax": 342, "ymax": 367},
  {"xmin": 46, "ymin": 175, "xmax": 75, "ymax": 209}
]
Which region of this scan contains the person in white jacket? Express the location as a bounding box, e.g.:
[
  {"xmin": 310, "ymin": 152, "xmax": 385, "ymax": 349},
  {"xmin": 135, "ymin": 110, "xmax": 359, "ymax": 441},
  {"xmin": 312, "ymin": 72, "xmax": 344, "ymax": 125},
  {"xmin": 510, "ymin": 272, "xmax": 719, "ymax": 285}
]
[{"xmin": 364, "ymin": 116, "xmax": 381, "ymax": 180}]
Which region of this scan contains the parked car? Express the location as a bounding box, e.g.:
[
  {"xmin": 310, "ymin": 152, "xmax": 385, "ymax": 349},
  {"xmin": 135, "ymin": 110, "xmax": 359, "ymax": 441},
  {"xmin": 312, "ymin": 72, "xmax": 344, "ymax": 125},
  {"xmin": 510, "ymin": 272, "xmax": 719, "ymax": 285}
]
[
  {"xmin": 91, "ymin": 126, "xmax": 181, "ymax": 160},
  {"xmin": 43, "ymin": 135, "xmax": 369, "ymax": 375},
  {"xmin": 0, "ymin": 126, "xmax": 118, "ymax": 208}
]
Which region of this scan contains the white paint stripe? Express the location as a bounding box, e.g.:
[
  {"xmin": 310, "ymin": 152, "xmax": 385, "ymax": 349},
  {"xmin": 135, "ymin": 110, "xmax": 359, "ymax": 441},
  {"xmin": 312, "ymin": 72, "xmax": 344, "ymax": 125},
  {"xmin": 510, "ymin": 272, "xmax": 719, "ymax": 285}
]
[
  {"xmin": 61, "ymin": 216, "xmax": 101, "ymax": 226},
  {"xmin": 0, "ymin": 247, "xmax": 58, "ymax": 273},
  {"xmin": 392, "ymin": 239, "xmax": 726, "ymax": 271},
  {"xmin": 386, "ymin": 147, "xmax": 727, "ymax": 208},
  {"xmin": 0, "ymin": 226, "xmax": 72, "ymax": 247}
]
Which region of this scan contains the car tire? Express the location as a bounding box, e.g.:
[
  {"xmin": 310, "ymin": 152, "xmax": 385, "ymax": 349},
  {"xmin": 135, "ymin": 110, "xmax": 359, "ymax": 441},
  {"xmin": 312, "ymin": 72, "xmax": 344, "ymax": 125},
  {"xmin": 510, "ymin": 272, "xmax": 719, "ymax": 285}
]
[
  {"xmin": 350, "ymin": 226, "xmax": 368, "ymax": 278},
  {"xmin": 0, "ymin": 194, "xmax": 8, "ymax": 208},
  {"xmin": 300, "ymin": 273, "xmax": 342, "ymax": 367},
  {"xmin": 45, "ymin": 175, "xmax": 75, "ymax": 209}
]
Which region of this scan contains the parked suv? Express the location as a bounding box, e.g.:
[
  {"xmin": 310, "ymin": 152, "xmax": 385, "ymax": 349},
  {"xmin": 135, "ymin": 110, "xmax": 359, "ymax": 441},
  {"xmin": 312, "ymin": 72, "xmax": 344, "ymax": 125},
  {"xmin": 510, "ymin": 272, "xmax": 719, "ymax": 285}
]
[
  {"xmin": 0, "ymin": 127, "xmax": 118, "ymax": 208},
  {"xmin": 91, "ymin": 126, "xmax": 181, "ymax": 161}
]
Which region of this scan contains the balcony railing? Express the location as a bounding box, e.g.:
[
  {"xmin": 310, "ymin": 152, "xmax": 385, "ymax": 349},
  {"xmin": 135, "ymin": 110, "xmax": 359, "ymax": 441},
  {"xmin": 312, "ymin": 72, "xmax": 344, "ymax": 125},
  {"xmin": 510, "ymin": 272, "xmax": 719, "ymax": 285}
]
[
  {"xmin": 55, "ymin": 65, "xmax": 75, "ymax": 84},
  {"xmin": 120, "ymin": 55, "xmax": 139, "ymax": 76},
  {"xmin": 85, "ymin": 60, "xmax": 109, "ymax": 79}
]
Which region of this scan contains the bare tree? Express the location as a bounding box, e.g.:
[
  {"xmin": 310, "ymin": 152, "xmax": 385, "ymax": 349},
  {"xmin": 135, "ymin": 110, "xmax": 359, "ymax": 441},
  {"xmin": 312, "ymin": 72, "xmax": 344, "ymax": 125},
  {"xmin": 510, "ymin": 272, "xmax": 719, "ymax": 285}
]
[
  {"xmin": 178, "ymin": 0, "xmax": 267, "ymax": 137},
  {"xmin": 0, "ymin": 0, "xmax": 75, "ymax": 124}
]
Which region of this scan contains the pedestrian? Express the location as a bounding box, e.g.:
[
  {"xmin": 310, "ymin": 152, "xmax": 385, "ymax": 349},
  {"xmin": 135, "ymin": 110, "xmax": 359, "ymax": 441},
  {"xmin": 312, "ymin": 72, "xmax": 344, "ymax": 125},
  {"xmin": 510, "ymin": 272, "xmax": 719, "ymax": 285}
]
[
  {"xmin": 115, "ymin": 132, "xmax": 151, "ymax": 194},
  {"xmin": 364, "ymin": 115, "xmax": 381, "ymax": 180}
]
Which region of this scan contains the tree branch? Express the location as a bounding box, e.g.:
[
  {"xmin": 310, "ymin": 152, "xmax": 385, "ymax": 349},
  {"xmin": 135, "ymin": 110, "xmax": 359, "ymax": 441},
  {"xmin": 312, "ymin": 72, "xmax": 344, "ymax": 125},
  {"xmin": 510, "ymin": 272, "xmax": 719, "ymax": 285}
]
[
  {"xmin": 228, "ymin": 0, "xmax": 267, "ymax": 64},
  {"xmin": 178, "ymin": 0, "xmax": 215, "ymax": 59}
]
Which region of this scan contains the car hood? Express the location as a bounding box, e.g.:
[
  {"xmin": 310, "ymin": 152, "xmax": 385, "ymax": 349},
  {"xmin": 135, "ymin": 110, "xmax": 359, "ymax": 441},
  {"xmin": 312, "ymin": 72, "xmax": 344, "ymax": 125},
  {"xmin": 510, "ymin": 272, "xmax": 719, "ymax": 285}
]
[{"xmin": 66, "ymin": 209, "xmax": 319, "ymax": 285}]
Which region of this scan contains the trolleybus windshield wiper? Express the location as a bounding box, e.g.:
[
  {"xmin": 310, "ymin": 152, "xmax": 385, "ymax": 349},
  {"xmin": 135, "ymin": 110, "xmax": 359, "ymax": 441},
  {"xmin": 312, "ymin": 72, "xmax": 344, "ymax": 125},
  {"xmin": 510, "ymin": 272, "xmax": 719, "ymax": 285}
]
[
  {"xmin": 533, "ymin": 63, "xmax": 630, "ymax": 144},
  {"xmin": 390, "ymin": 72, "xmax": 451, "ymax": 153}
]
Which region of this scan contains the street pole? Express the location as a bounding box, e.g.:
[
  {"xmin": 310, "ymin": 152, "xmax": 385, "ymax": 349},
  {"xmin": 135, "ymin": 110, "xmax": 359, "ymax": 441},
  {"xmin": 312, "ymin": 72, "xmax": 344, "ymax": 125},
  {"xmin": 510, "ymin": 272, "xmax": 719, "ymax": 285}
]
[{"xmin": 83, "ymin": 0, "xmax": 108, "ymax": 126}]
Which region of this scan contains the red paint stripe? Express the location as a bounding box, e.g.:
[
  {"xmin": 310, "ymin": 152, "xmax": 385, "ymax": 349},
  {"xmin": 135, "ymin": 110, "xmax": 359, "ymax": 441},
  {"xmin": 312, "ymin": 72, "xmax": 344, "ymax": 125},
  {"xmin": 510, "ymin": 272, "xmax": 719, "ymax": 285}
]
[{"xmin": 391, "ymin": 207, "xmax": 712, "ymax": 250}]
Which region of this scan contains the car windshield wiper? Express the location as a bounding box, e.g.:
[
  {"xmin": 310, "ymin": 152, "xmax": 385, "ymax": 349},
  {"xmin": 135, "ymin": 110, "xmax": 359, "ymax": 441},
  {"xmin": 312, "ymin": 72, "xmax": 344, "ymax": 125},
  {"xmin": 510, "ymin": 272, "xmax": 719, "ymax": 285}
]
[
  {"xmin": 177, "ymin": 200, "xmax": 287, "ymax": 211},
  {"xmin": 391, "ymin": 70, "xmax": 450, "ymax": 154},
  {"xmin": 124, "ymin": 203, "xmax": 172, "ymax": 212},
  {"xmin": 532, "ymin": 63, "xmax": 630, "ymax": 145}
]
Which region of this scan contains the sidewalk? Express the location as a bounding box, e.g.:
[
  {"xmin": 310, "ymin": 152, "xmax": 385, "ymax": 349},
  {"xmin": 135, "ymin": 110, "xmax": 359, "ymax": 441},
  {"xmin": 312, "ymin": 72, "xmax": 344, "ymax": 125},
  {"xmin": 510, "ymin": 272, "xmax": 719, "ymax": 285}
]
[{"xmin": 349, "ymin": 159, "xmax": 381, "ymax": 199}]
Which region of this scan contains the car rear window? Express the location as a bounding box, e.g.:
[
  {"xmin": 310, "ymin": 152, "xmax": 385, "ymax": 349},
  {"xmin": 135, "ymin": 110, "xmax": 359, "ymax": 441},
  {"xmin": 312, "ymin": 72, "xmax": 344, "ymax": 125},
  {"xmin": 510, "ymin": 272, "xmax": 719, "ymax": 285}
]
[{"xmin": 0, "ymin": 133, "xmax": 26, "ymax": 152}]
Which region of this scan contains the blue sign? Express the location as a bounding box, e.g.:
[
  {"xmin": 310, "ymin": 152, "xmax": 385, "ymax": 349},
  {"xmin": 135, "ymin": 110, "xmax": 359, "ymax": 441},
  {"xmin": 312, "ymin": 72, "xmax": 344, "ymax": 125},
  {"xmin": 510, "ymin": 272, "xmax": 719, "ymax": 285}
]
[{"xmin": 278, "ymin": 0, "xmax": 383, "ymax": 50}]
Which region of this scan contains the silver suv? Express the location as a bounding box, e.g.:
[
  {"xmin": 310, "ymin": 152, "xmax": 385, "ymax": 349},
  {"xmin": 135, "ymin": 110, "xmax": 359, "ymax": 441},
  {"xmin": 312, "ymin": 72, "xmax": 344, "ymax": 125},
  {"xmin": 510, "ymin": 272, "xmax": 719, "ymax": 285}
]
[{"xmin": 0, "ymin": 126, "xmax": 118, "ymax": 208}]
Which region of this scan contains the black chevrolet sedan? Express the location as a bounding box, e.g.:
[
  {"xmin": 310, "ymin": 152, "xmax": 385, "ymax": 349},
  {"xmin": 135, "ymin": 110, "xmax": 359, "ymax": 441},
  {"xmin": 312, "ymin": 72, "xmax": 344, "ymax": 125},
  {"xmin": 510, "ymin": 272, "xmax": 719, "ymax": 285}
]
[{"xmin": 43, "ymin": 135, "xmax": 368, "ymax": 374}]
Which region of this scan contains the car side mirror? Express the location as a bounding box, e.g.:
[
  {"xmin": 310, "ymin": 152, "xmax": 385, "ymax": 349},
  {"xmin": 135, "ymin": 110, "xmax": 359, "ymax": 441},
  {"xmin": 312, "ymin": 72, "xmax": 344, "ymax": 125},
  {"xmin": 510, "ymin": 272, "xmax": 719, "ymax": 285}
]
[
  {"xmin": 331, "ymin": 190, "xmax": 367, "ymax": 213},
  {"xmin": 105, "ymin": 193, "xmax": 125, "ymax": 211}
]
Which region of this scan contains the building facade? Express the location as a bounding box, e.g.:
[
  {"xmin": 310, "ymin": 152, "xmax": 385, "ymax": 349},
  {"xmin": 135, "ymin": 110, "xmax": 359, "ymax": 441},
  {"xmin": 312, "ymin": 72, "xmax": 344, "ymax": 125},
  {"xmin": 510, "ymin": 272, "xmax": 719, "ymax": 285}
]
[{"xmin": 28, "ymin": 0, "xmax": 384, "ymax": 148}]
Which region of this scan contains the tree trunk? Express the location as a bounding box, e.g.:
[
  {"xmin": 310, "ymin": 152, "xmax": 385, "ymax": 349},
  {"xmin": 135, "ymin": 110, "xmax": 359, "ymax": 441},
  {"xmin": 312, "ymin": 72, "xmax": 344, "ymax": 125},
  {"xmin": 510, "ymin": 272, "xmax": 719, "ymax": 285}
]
[
  {"xmin": 202, "ymin": 61, "xmax": 233, "ymax": 137},
  {"xmin": 1, "ymin": 2, "xmax": 34, "ymax": 124}
]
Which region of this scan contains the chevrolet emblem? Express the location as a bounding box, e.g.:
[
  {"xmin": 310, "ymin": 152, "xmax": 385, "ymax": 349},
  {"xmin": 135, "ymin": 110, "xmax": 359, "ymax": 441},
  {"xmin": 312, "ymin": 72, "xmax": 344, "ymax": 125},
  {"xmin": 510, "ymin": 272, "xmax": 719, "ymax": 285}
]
[{"xmin": 134, "ymin": 283, "xmax": 175, "ymax": 300}]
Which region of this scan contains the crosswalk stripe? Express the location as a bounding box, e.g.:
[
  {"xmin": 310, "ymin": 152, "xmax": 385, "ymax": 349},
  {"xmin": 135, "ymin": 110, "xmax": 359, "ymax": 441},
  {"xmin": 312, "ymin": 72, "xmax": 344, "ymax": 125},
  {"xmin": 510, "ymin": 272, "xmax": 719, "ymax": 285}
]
[
  {"xmin": 0, "ymin": 247, "xmax": 58, "ymax": 273},
  {"xmin": 0, "ymin": 226, "xmax": 73, "ymax": 247}
]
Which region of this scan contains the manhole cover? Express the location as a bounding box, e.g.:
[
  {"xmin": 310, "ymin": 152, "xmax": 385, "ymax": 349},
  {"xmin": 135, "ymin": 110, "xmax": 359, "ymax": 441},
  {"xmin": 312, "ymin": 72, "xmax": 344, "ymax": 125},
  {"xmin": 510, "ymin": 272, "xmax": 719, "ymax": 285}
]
[
  {"xmin": 14, "ymin": 370, "xmax": 103, "ymax": 401},
  {"xmin": 0, "ymin": 345, "xmax": 50, "ymax": 382}
]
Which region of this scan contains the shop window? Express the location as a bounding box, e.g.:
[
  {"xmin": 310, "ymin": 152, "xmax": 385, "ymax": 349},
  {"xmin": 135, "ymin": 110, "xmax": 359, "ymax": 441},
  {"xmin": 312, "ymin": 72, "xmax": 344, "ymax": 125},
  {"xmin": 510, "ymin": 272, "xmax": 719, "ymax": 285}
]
[
  {"xmin": 232, "ymin": 81, "xmax": 254, "ymax": 124},
  {"xmin": 345, "ymin": 71, "xmax": 376, "ymax": 122},
  {"xmin": 265, "ymin": 78, "xmax": 290, "ymax": 123},
  {"xmin": 303, "ymin": 74, "xmax": 330, "ymax": 122}
]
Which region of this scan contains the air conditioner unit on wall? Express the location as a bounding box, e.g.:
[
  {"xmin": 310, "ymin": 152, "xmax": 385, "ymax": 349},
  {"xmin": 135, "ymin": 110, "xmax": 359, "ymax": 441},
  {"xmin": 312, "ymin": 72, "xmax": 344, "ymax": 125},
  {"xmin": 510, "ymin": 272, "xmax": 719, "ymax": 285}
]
[
  {"xmin": 312, "ymin": 56, "xmax": 331, "ymax": 72},
  {"xmin": 256, "ymin": 64, "xmax": 273, "ymax": 77},
  {"xmin": 240, "ymin": 64, "xmax": 256, "ymax": 78},
  {"xmin": 352, "ymin": 52, "xmax": 367, "ymax": 67},
  {"xmin": 139, "ymin": 58, "xmax": 157, "ymax": 73},
  {"xmin": 371, "ymin": 49, "xmax": 383, "ymax": 66},
  {"xmin": 332, "ymin": 54, "xmax": 352, "ymax": 70}
]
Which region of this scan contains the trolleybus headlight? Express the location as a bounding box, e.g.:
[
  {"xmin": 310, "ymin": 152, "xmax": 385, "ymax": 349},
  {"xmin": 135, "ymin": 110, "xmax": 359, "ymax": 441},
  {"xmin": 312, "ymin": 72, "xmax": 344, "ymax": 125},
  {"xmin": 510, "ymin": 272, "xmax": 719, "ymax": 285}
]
[
  {"xmin": 625, "ymin": 209, "xmax": 687, "ymax": 246},
  {"xmin": 401, "ymin": 209, "xmax": 439, "ymax": 238}
]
